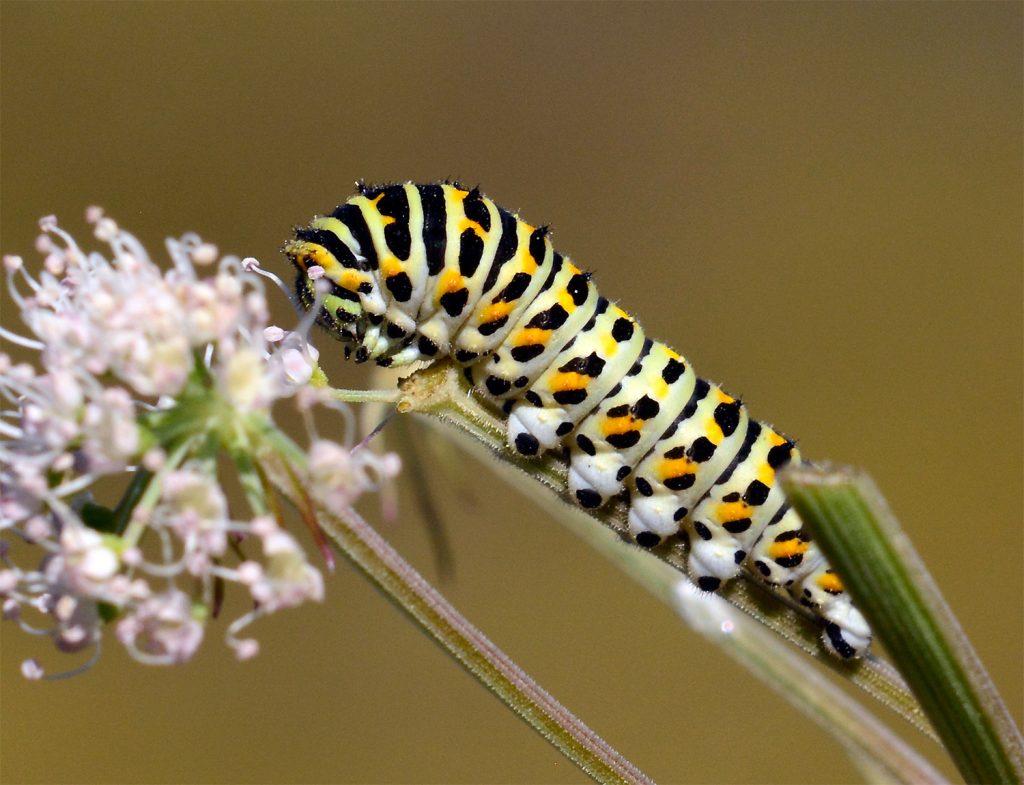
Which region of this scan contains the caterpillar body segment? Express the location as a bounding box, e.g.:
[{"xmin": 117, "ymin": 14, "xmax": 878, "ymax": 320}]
[
  {"xmin": 508, "ymin": 300, "xmax": 646, "ymax": 455},
  {"xmin": 468, "ymin": 255, "xmax": 601, "ymax": 401},
  {"xmin": 287, "ymin": 181, "xmax": 871, "ymax": 659},
  {"xmin": 625, "ymin": 380, "xmax": 749, "ymax": 544},
  {"xmin": 684, "ymin": 423, "xmax": 795, "ymax": 589},
  {"xmin": 746, "ymin": 503, "xmax": 871, "ymax": 658},
  {"xmin": 567, "ymin": 340, "xmax": 697, "ymax": 506}
]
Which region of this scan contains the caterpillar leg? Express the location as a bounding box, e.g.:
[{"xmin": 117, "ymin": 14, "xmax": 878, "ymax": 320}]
[
  {"xmin": 796, "ymin": 566, "xmax": 872, "ymax": 658},
  {"xmin": 627, "ymin": 495, "xmax": 686, "ymax": 547},
  {"xmin": 507, "ymin": 402, "xmax": 571, "ymax": 455},
  {"xmin": 821, "ymin": 607, "xmax": 871, "ymax": 659}
]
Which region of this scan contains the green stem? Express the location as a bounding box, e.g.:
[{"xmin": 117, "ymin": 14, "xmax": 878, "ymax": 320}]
[
  {"xmin": 328, "ymin": 387, "xmax": 401, "ymax": 404},
  {"xmin": 122, "ymin": 436, "xmax": 197, "ymax": 546},
  {"xmin": 394, "ymin": 360, "xmax": 934, "ymax": 741},
  {"xmin": 256, "ymin": 428, "xmax": 652, "ymax": 785},
  {"xmin": 784, "ymin": 465, "xmax": 1023, "ymax": 784},
  {"xmin": 111, "ymin": 468, "xmax": 153, "ymax": 535},
  {"xmin": 406, "ymin": 406, "xmax": 945, "ymax": 783}
]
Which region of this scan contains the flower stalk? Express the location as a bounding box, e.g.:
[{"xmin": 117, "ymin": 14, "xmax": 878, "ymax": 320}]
[{"xmin": 257, "ymin": 445, "xmax": 655, "ymax": 785}]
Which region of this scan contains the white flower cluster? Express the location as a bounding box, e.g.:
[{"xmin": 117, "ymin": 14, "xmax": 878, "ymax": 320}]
[{"xmin": 0, "ymin": 210, "xmax": 400, "ymax": 678}]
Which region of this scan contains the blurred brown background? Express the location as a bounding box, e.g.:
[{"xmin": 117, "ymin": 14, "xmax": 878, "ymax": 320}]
[{"xmin": 1, "ymin": 2, "xmax": 1020, "ymax": 783}]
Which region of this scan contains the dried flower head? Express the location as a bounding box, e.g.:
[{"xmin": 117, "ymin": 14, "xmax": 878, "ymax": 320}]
[{"xmin": 1, "ymin": 210, "xmax": 400, "ymax": 678}]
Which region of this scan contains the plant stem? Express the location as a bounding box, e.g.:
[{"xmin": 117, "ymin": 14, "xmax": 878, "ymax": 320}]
[
  {"xmin": 258, "ymin": 441, "xmax": 654, "ymax": 785},
  {"xmin": 785, "ymin": 465, "xmax": 1024, "ymax": 785},
  {"xmin": 406, "ymin": 404, "xmax": 945, "ymax": 784},
  {"xmin": 394, "ymin": 360, "xmax": 933, "ymax": 739}
]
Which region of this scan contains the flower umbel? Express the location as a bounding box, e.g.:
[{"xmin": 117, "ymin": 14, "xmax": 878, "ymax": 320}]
[{"xmin": 1, "ymin": 210, "xmax": 400, "ymax": 677}]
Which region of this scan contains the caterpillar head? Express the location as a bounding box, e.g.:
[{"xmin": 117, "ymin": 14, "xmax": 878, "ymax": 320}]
[{"xmin": 285, "ymin": 232, "xmax": 381, "ymax": 363}]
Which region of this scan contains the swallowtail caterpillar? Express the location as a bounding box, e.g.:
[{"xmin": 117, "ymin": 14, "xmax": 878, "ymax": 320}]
[{"xmin": 286, "ymin": 182, "xmax": 871, "ymax": 659}]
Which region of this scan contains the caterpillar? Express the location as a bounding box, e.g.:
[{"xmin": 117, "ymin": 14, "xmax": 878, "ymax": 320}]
[{"xmin": 286, "ymin": 181, "xmax": 872, "ymax": 659}]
